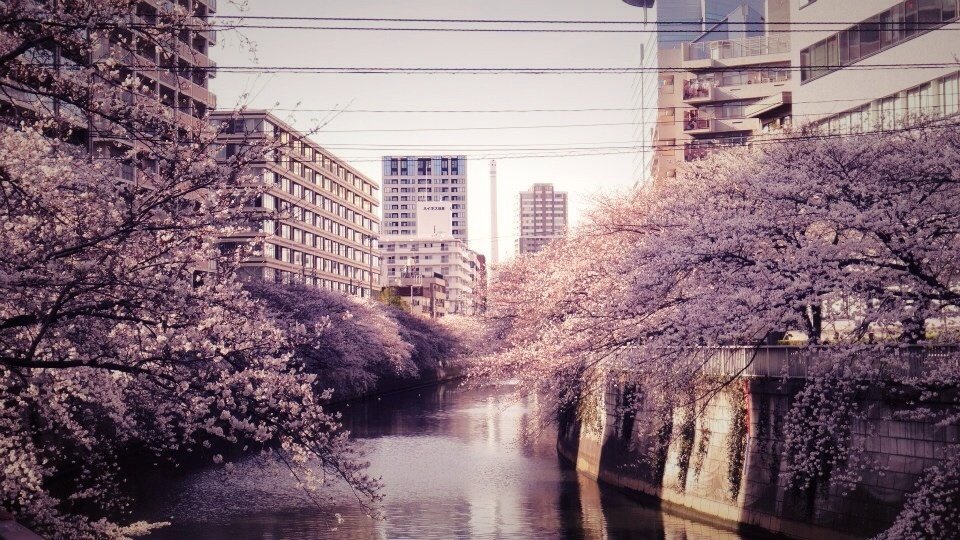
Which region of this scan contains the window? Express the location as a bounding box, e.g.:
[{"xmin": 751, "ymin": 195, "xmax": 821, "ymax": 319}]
[
  {"xmin": 905, "ymin": 0, "xmax": 919, "ymax": 37},
  {"xmin": 919, "ymin": 0, "xmax": 942, "ymax": 28},
  {"xmin": 880, "ymin": 9, "xmax": 897, "ymax": 48},
  {"xmin": 946, "ymin": 0, "xmax": 958, "ymax": 21},
  {"xmin": 860, "ymin": 16, "xmax": 880, "ymax": 56},
  {"xmin": 942, "ymin": 73, "xmax": 959, "ymax": 115},
  {"xmin": 800, "ymin": 1, "xmax": 959, "ymax": 84}
]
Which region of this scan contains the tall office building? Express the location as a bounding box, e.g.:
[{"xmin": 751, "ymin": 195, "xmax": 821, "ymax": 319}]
[
  {"xmin": 516, "ymin": 183, "xmax": 568, "ymax": 255},
  {"xmin": 651, "ymin": 1, "xmax": 792, "ymax": 182},
  {"xmin": 381, "ymin": 156, "xmax": 468, "ymax": 242},
  {"xmin": 213, "ymin": 111, "xmax": 382, "ymax": 298},
  {"xmin": 793, "ymin": 0, "xmax": 959, "ymax": 130},
  {"xmin": 624, "ymin": 0, "xmax": 768, "ymax": 188}
]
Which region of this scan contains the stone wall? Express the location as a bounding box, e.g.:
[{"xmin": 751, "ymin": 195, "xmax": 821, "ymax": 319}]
[{"xmin": 558, "ymin": 376, "xmax": 960, "ymax": 539}]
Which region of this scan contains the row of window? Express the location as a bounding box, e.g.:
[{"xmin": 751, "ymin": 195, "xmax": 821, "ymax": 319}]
[
  {"xmin": 270, "ymin": 157, "xmax": 375, "ymax": 214},
  {"xmin": 267, "ymin": 173, "xmax": 376, "ymax": 232},
  {"xmin": 385, "ymin": 220, "xmax": 465, "ymax": 227},
  {"xmin": 801, "ymin": 0, "xmax": 959, "ymax": 83},
  {"xmin": 256, "ymin": 189, "xmax": 376, "ymax": 245},
  {"xmin": 383, "ymin": 157, "xmax": 464, "ymax": 176},
  {"xmin": 255, "ymin": 267, "xmax": 373, "ymax": 298},
  {"xmin": 385, "ymin": 187, "xmax": 462, "ymax": 194},
  {"xmin": 386, "ymin": 229, "xmax": 466, "ymax": 237},
  {"xmin": 274, "ymin": 129, "xmax": 376, "ymax": 197},
  {"xmin": 816, "ymin": 71, "xmax": 960, "ymax": 132},
  {"xmin": 384, "ymin": 178, "xmax": 463, "ymax": 185},
  {"xmin": 259, "ymin": 218, "xmax": 371, "ymax": 264},
  {"xmin": 261, "ymin": 243, "xmax": 371, "ymax": 281},
  {"xmin": 384, "ymin": 192, "xmax": 466, "ymax": 203},
  {"xmin": 385, "ymin": 211, "xmax": 463, "ymax": 218}
]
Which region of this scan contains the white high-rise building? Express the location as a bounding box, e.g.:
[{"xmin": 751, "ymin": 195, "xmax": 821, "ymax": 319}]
[
  {"xmin": 380, "ymin": 238, "xmax": 478, "ymax": 315},
  {"xmin": 381, "ymin": 156, "xmax": 468, "ymax": 242},
  {"xmin": 516, "ymin": 183, "xmax": 568, "ymax": 255},
  {"xmin": 380, "ymin": 155, "xmax": 479, "ymax": 313}
]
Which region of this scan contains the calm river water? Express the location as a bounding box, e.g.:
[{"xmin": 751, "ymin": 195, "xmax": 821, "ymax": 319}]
[{"xmin": 140, "ymin": 381, "xmax": 754, "ymax": 539}]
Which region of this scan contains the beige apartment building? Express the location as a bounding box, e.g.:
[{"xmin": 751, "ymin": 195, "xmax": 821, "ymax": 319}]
[
  {"xmin": 793, "ymin": 0, "xmax": 960, "ymax": 130},
  {"xmin": 212, "ymin": 111, "xmax": 382, "ymax": 298},
  {"xmin": 516, "ymin": 183, "xmax": 568, "ymax": 255},
  {"xmin": 2, "ymin": 0, "xmax": 218, "ymax": 167},
  {"xmin": 380, "ymin": 238, "xmax": 479, "ymax": 315},
  {"xmin": 652, "ymin": 1, "xmax": 792, "ymax": 182},
  {"xmin": 392, "ymin": 273, "xmax": 448, "ymax": 319}
]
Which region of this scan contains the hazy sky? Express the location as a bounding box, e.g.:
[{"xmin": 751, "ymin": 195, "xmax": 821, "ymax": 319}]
[{"xmin": 210, "ymin": 0, "xmax": 647, "ymax": 263}]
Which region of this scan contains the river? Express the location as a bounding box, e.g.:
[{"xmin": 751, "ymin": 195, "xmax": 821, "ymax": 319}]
[{"xmin": 139, "ymin": 381, "xmax": 755, "ymax": 539}]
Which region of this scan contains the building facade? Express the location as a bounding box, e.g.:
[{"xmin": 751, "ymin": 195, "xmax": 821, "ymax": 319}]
[
  {"xmin": 1, "ymin": 0, "xmax": 218, "ymax": 162},
  {"xmin": 651, "ymin": 0, "xmax": 792, "ymax": 182},
  {"xmin": 380, "ymin": 238, "xmax": 478, "ymax": 315},
  {"xmin": 381, "ymin": 156, "xmax": 468, "ymax": 242},
  {"xmin": 793, "ymin": 0, "xmax": 960, "ymax": 129},
  {"xmin": 624, "ymin": 0, "xmax": 768, "ymax": 188},
  {"xmin": 212, "ymin": 111, "xmax": 382, "ymax": 298},
  {"xmin": 392, "ymin": 273, "xmax": 447, "ymax": 319},
  {"xmin": 516, "ymin": 183, "xmax": 569, "ymax": 255}
]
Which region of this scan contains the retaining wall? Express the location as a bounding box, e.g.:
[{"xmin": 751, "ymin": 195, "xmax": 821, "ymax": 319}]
[{"xmin": 558, "ymin": 376, "xmax": 960, "ymax": 539}]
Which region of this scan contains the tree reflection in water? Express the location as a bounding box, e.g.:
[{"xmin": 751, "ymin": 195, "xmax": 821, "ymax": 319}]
[{"xmin": 138, "ymin": 382, "xmax": 754, "ymax": 539}]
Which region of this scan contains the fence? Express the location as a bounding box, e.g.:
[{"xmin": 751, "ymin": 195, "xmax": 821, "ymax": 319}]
[
  {"xmin": 684, "ymin": 34, "xmax": 790, "ymax": 62},
  {"xmin": 616, "ymin": 345, "xmax": 960, "ymax": 380}
]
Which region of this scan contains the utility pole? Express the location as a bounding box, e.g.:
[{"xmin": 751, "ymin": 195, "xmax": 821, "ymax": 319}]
[{"xmin": 366, "ymin": 233, "xmax": 376, "ymax": 299}]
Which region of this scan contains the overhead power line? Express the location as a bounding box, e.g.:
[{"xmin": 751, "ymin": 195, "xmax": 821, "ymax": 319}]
[
  {"xmin": 207, "ymin": 15, "xmax": 960, "ymax": 28},
  {"xmin": 315, "ymin": 117, "xmax": 960, "ymax": 162},
  {"xmin": 261, "ymin": 96, "xmax": 909, "ymax": 115},
  {"xmin": 193, "ymin": 24, "xmax": 960, "ymax": 33},
  {"xmin": 201, "ymin": 63, "xmax": 959, "ymax": 75}
]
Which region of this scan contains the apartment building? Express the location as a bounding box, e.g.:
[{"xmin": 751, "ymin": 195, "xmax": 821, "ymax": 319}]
[
  {"xmin": 793, "ymin": 0, "xmax": 960, "ymax": 130},
  {"xmin": 392, "ymin": 273, "xmax": 448, "ymax": 319},
  {"xmin": 212, "ymin": 111, "xmax": 382, "ymax": 298},
  {"xmin": 516, "ymin": 183, "xmax": 569, "ymax": 255},
  {"xmin": 380, "ymin": 239, "xmax": 478, "ymax": 315},
  {"xmin": 1, "ymin": 0, "xmax": 217, "ymax": 162},
  {"xmin": 622, "ymin": 0, "xmax": 768, "ymax": 187},
  {"xmin": 381, "ymin": 156, "xmax": 468, "ymax": 242},
  {"xmin": 651, "ymin": 1, "xmax": 792, "ymax": 181}
]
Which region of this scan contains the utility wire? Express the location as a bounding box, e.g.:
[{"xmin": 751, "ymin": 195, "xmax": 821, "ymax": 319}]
[
  {"xmin": 191, "ymin": 24, "xmax": 960, "ymax": 33},
  {"xmin": 310, "ymin": 117, "xmax": 960, "ymax": 162},
  {"xmin": 198, "ymin": 63, "xmax": 958, "ymax": 75},
  {"xmin": 257, "ymin": 96, "xmax": 902, "ymax": 115}
]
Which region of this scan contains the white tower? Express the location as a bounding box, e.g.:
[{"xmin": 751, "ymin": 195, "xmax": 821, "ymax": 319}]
[{"xmin": 490, "ymin": 160, "xmax": 499, "ymax": 265}]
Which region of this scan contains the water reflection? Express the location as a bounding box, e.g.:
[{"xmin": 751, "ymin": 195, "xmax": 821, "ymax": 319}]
[{"xmin": 140, "ymin": 382, "xmax": 752, "ymax": 539}]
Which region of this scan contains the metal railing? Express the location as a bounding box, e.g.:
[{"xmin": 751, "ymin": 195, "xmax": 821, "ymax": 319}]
[
  {"xmin": 684, "ymin": 34, "xmax": 790, "ymax": 62},
  {"xmin": 620, "ymin": 345, "xmax": 960, "ymax": 380}
]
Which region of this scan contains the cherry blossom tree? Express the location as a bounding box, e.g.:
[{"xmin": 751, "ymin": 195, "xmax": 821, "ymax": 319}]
[
  {"xmin": 246, "ymin": 281, "xmax": 416, "ymax": 396},
  {"xmin": 480, "ymin": 120, "xmax": 960, "ymax": 535}
]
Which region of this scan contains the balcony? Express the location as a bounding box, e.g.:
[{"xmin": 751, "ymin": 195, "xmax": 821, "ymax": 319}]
[
  {"xmin": 745, "ymin": 91, "xmax": 792, "ymax": 118},
  {"xmin": 683, "ymin": 111, "xmax": 760, "ymax": 135},
  {"xmin": 682, "ymin": 34, "xmax": 790, "ymax": 69},
  {"xmin": 683, "ymin": 117, "xmax": 712, "ymax": 134},
  {"xmin": 683, "ymin": 77, "xmax": 791, "ymax": 104},
  {"xmin": 683, "ymin": 136, "xmax": 749, "ymax": 161},
  {"xmin": 682, "ymin": 80, "xmax": 716, "ymax": 103}
]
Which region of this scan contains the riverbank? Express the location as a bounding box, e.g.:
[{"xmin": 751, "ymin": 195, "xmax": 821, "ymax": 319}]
[{"xmin": 556, "ymin": 374, "xmax": 960, "ymax": 540}]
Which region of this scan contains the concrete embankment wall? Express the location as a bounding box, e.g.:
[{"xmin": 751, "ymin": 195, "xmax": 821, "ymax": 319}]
[{"xmin": 558, "ymin": 377, "xmax": 960, "ymax": 539}]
